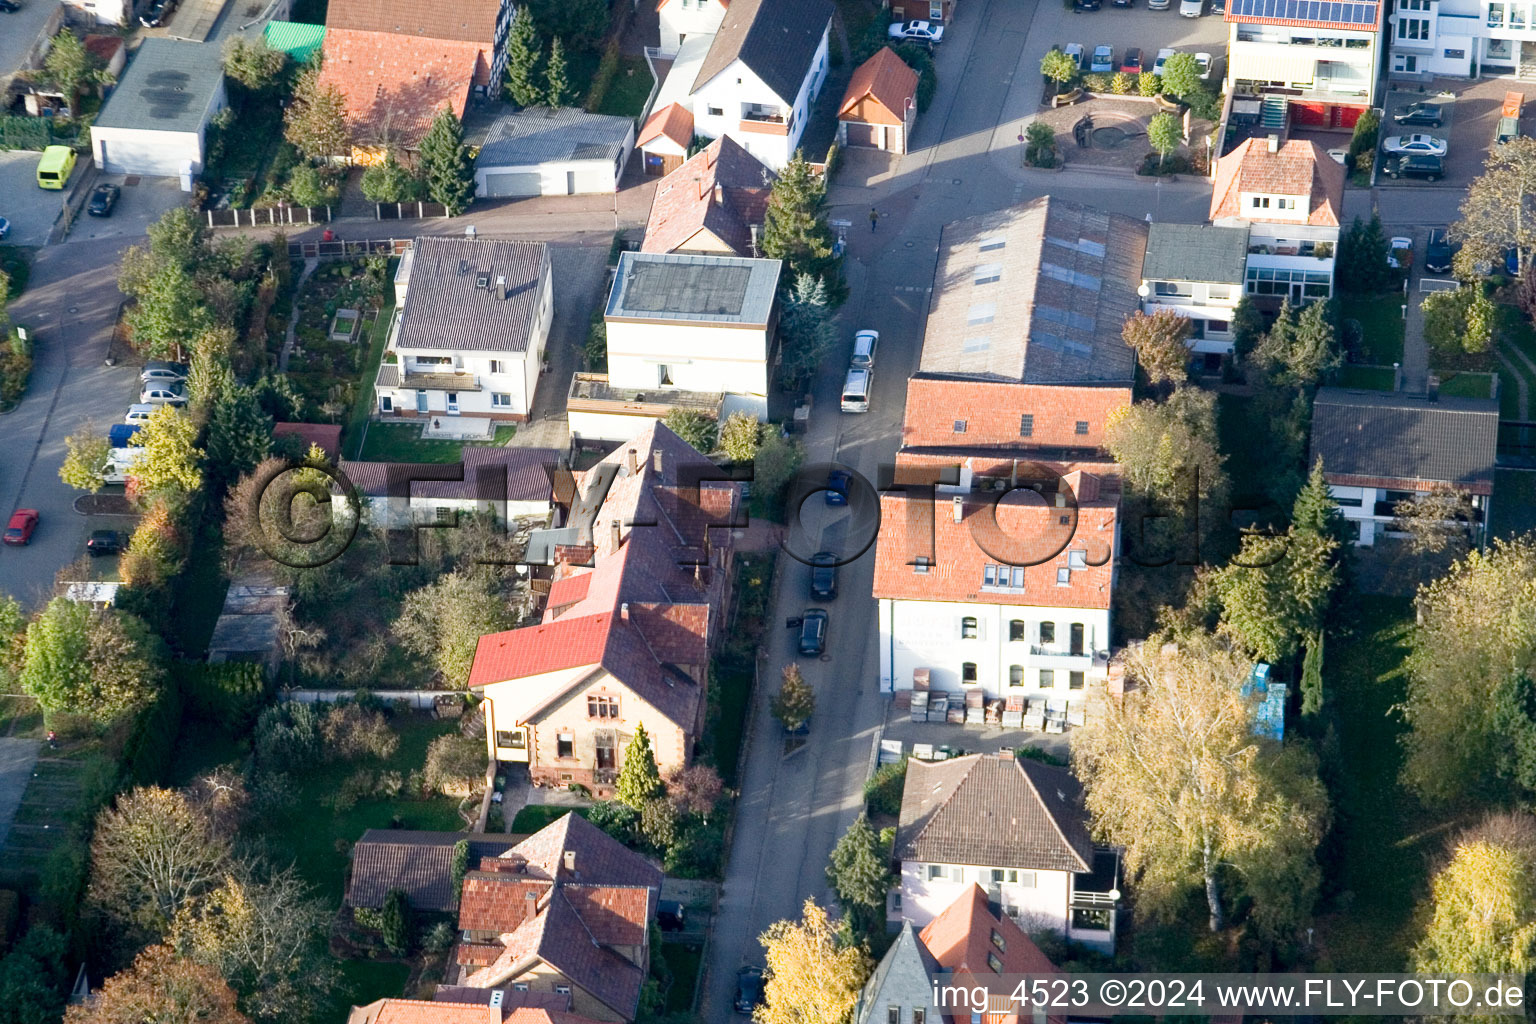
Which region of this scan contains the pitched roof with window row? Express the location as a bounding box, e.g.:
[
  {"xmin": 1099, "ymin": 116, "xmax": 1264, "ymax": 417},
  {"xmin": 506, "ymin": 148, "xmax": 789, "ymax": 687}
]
[
  {"xmin": 396, "ymin": 237, "xmax": 549, "ymax": 354},
  {"xmin": 1309, "ymin": 386, "xmax": 1499, "ymax": 492}
]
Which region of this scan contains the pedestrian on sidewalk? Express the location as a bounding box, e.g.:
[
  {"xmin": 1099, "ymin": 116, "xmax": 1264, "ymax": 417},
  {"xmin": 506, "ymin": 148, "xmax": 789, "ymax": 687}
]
[
  {"xmin": 46, "ymin": 730, "xmax": 58, "ymax": 750},
  {"xmin": 869, "ymin": 207, "xmax": 879, "ymax": 233}
]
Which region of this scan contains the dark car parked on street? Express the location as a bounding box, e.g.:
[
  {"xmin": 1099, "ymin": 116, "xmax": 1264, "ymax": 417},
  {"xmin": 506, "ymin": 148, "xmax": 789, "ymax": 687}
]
[
  {"xmin": 798, "ymin": 609, "xmax": 828, "ymax": 657},
  {"xmin": 88, "ymin": 183, "xmax": 121, "ymax": 217},
  {"xmin": 1073, "ymin": 0, "xmax": 1102, "ymax": 11},
  {"xmin": 1425, "ymin": 228, "xmax": 1458, "ymax": 274},
  {"xmin": 1119, "ymin": 46, "xmax": 1142, "ymax": 72},
  {"xmin": 735, "ymin": 967, "xmax": 766, "ymax": 1015},
  {"xmin": 87, "ymin": 530, "xmax": 124, "ymax": 556},
  {"xmin": 810, "ymin": 552, "xmax": 838, "ymax": 601},
  {"xmin": 0, "ymin": 1, "xmax": 23, "ymax": 13},
  {"xmin": 1382, "ymin": 154, "xmax": 1443, "ymax": 181},
  {"xmin": 1394, "ymin": 102, "xmax": 1444, "ymax": 129}
]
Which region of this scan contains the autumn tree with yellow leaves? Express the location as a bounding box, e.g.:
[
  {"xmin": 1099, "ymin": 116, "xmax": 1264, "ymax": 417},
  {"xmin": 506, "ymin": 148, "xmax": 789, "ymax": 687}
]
[{"xmin": 756, "ymin": 900, "xmax": 871, "ymax": 1024}]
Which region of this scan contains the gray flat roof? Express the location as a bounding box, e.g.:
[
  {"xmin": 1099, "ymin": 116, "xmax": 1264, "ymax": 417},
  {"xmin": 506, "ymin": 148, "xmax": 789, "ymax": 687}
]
[
  {"xmin": 606, "ymin": 251, "xmax": 781, "ymax": 325},
  {"xmin": 96, "ymin": 38, "xmax": 225, "ymax": 134},
  {"xmin": 1142, "ymin": 223, "xmax": 1249, "ymax": 285},
  {"xmin": 478, "ymin": 107, "xmax": 635, "ymax": 168}
]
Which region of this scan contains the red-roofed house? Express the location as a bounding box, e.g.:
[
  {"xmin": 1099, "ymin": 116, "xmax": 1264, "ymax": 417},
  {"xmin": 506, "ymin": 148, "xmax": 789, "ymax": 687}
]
[
  {"xmin": 469, "ymin": 422, "xmax": 738, "ymax": 794},
  {"xmin": 637, "ymin": 103, "xmax": 695, "ymax": 177},
  {"xmin": 641, "ymin": 136, "xmax": 776, "ymax": 256},
  {"xmin": 1210, "ymin": 136, "xmax": 1345, "ymax": 305},
  {"xmin": 919, "ymin": 885, "xmax": 1068, "ymax": 1024},
  {"xmin": 1223, "ymin": 0, "xmax": 1380, "ymax": 131},
  {"xmin": 837, "ymin": 47, "xmax": 917, "ymax": 155}
]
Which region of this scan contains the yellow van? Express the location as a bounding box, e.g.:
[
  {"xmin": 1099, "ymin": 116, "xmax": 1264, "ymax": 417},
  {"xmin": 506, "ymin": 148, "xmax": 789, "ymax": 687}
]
[{"xmin": 36, "ymin": 146, "xmax": 77, "ymax": 190}]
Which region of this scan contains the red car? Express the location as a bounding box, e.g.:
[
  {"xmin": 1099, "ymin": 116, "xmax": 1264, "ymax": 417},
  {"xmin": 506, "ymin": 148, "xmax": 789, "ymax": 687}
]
[
  {"xmin": 3, "ymin": 509, "xmax": 38, "ymax": 545},
  {"xmin": 1120, "ymin": 47, "xmax": 1143, "ymax": 74}
]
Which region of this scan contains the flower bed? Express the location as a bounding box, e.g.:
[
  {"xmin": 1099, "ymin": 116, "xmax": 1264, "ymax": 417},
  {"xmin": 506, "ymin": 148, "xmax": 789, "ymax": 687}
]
[{"xmin": 281, "ymin": 258, "xmax": 389, "ymax": 417}]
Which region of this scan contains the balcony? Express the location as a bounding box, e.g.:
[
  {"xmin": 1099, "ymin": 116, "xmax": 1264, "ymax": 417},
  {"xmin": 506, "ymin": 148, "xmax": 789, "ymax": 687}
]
[
  {"xmin": 1030, "ymin": 644, "xmax": 1092, "ymax": 658},
  {"xmin": 401, "ymin": 369, "xmax": 481, "ymax": 392},
  {"xmin": 740, "ymin": 108, "xmax": 791, "ymax": 135},
  {"xmin": 567, "ymin": 372, "xmax": 722, "ymax": 416}
]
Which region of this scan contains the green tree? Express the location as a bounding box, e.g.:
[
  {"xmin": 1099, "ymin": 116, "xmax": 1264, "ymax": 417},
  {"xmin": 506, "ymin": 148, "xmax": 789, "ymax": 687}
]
[
  {"xmin": 379, "ymin": 889, "xmax": 412, "ymax": 956},
  {"xmin": 0, "ymin": 926, "xmax": 71, "ymax": 1024},
  {"xmin": 18, "ymin": 598, "xmax": 91, "ymax": 716},
  {"xmin": 1040, "ymin": 48, "xmax": 1077, "ymax": 85},
  {"xmin": 1299, "ymin": 632, "xmax": 1324, "ymax": 716},
  {"xmin": 1413, "ymin": 814, "xmax": 1536, "ymax": 990},
  {"xmin": 1348, "ymin": 108, "xmax": 1380, "ymax": 162},
  {"xmin": 759, "ymin": 155, "xmax": 838, "ymax": 290},
  {"xmin": 1159, "ymin": 52, "xmax": 1202, "ymax": 97},
  {"xmin": 753, "ymin": 430, "xmax": 805, "ymax": 513},
  {"xmin": 64, "ymin": 945, "xmax": 248, "ymax": 1024},
  {"xmin": 1422, "ymin": 286, "xmax": 1495, "ymax": 356},
  {"xmin": 826, "ymin": 813, "xmax": 891, "ymax": 939},
  {"xmin": 205, "ymin": 386, "xmax": 273, "ymax": 489},
  {"xmin": 615, "ymin": 722, "xmax": 664, "ymax": 810},
  {"xmin": 419, "ymin": 108, "xmax": 476, "ymax": 216},
  {"xmin": 757, "ymin": 900, "xmax": 870, "ymax": 1024},
  {"xmin": 0, "ymin": 594, "xmax": 22, "ymax": 690},
  {"xmin": 1338, "ymin": 214, "xmax": 1393, "ymax": 293},
  {"xmin": 1454, "ymin": 136, "xmax": 1536, "ymax": 278},
  {"xmin": 285, "ymin": 163, "xmax": 340, "ymax": 208},
  {"xmin": 525, "ymin": 0, "xmax": 607, "ymax": 49},
  {"xmin": 778, "ymin": 273, "xmax": 838, "ymax": 387},
  {"xmin": 1105, "ymin": 385, "xmax": 1228, "ymax": 505},
  {"xmin": 719, "ymin": 411, "xmax": 761, "ymax": 463},
  {"xmin": 283, "ymin": 65, "xmax": 350, "ymax": 161},
  {"xmin": 127, "ymin": 262, "xmax": 212, "ymax": 361},
  {"xmin": 1024, "ymin": 120, "xmax": 1056, "ymax": 166},
  {"xmin": 83, "ymin": 609, "xmax": 167, "ymax": 722},
  {"xmin": 129, "ymin": 405, "xmax": 204, "ymax": 496},
  {"xmin": 663, "ymin": 409, "xmax": 717, "ymax": 453},
  {"xmin": 359, "ymin": 149, "xmax": 423, "ymax": 204},
  {"xmin": 1231, "ymin": 296, "xmax": 1265, "ymax": 362},
  {"xmin": 450, "ymin": 840, "xmax": 470, "ymax": 905},
  {"xmin": 1073, "ymin": 635, "xmax": 1329, "ymax": 933},
  {"xmin": 88, "ymin": 787, "xmax": 230, "ymax": 935},
  {"xmin": 44, "ymin": 30, "xmax": 109, "ymax": 117},
  {"xmin": 222, "ymin": 37, "xmax": 287, "ymax": 94},
  {"xmin": 1122, "ymin": 309, "xmax": 1192, "ymax": 385},
  {"xmin": 504, "ymin": 7, "xmax": 544, "ymax": 107},
  {"xmin": 1147, "ymin": 112, "xmax": 1182, "ymax": 171},
  {"xmin": 393, "ymin": 570, "xmax": 516, "ymax": 686},
  {"xmin": 1401, "ymin": 537, "xmax": 1536, "ymax": 804},
  {"xmin": 771, "ymin": 664, "xmax": 815, "ymax": 732},
  {"xmin": 60, "ymin": 424, "xmax": 111, "ymax": 492},
  {"xmin": 545, "ymin": 37, "xmax": 571, "ymax": 108},
  {"xmin": 1256, "ymin": 298, "xmax": 1340, "ymax": 386}
]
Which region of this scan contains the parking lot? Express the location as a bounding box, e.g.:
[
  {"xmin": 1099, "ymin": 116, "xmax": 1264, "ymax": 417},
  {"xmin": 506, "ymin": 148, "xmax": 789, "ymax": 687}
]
[
  {"xmin": 1026, "ymin": 0, "xmax": 1229, "ymax": 88},
  {"xmin": 0, "ymin": 151, "xmax": 66, "ymax": 246},
  {"xmin": 69, "ymin": 175, "xmax": 194, "ymax": 244},
  {"xmin": 1379, "ymin": 79, "xmax": 1536, "ymax": 190}
]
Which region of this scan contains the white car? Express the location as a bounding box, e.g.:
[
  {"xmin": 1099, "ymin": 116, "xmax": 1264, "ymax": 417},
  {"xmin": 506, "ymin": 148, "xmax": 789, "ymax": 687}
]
[
  {"xmin": 1388, "ymin": 237, "xmax": 1413, "ymax": 270},
  {"xmin": 124, "ymin": 403, "xmax": 157, "ymax": 424},
  {"xmin": 1152, "ymin": 47, "xmax": 1175, "ymax": 75},
  {"xmin": 1195, "ymin": 52, "xmax": 1212, "ymax": 78},
  {"xmin": 1382, "ymin": 133, "xmax": 1448, "ymax": 156},
  {"xmin": 888, "ymin": 20, "xmax": 943, "ymax": 43},
  {"xmin": 1063, "ymin": 42, "xmax": 1085, "ymax": 71},
  {"xmin": 1090, "ymin": 44, "xmax": 1114, "ymax": 72},
  {"xmin": 1179, "ymin": 0, "xmax": 1203, "ymax": 16},
  {"xmin": 139, "ymin": 383, "xmax": 189, "ymax": 406}
]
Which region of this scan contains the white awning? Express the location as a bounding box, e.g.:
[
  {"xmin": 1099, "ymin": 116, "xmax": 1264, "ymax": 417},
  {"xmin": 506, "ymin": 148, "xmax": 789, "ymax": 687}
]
[{"xmin": 1233, "ymin": 52, "xmax": 1318, "ymax": 82}]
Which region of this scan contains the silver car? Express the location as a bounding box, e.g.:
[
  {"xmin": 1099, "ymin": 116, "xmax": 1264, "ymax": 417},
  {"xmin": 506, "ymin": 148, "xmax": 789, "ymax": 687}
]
[
  {"xmin": 139, "ymin": 383, "xmax": 189, "ymax": 406},
  {"xmin": 140, "ymin": 360, "xmax": 189, "ymax": 384}
]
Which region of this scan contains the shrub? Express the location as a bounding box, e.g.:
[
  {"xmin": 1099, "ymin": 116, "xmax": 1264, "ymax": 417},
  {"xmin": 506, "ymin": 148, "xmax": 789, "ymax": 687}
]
[
  {"xmin": 1082, "ymin": 72, "xmax": 1112, "ymax": 93},
  {"xmin": 1110, "ymin": 72, "xmax": 1133, "ymax": 94},
  {"xmin": 380, "ymin": 889, "xmax": 412, "ymax": 955},
  {"xmin": 664, "ymin": 817, "xmax": 724, "ymax": 878},
  {"xmin": 1137, "ymin": 71, "xmax": 1161, "ymax": 97},
  {"xmin": 587, "ymin": 799, "xmax": 640, "ymax": 843},
  {"xmin": 423, "ymin": 921, "xmax": 456, "ymax": 953},
  {"xmin": 1185, "ymin": 87, "xmax": 1223, "ymax": 122},
  {"xmin": 864, "ymin": 759, "xmax": 908, "ymax": 816},
  {"xmin": 584, "ymin": 40, "xmax": 622, "ymax": 113},
  {"xmin": 254, "ymin": 701, "xmax": 323, "ymax": 772},
  {"xmin": 321, "ymin": 702, "xmax": 399, "ymax": 761},
  {"xmin": 177, "ymin": 661, "xmax": 266, "ymax": 730},
  {"xmin": 423, "ymin": 733, "xmax": 485, "ymax": 797},
  {"xmin": 333, "ymin": 768, "xmax": 376, "ymax": 812}
]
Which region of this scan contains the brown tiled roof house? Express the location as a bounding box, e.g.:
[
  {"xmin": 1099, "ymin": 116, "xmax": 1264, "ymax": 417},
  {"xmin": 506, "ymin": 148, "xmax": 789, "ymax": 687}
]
[
  {"xmin": 641, "ymin": 137, "xmax": 777, "ymax": 257},
  {"xmin": 1210, "ymin": 136, "xmax": 1346, "ymax": 227},
  {"xmin": 838, "ymin": 47, "xmax": 918, "ymax": 155}
]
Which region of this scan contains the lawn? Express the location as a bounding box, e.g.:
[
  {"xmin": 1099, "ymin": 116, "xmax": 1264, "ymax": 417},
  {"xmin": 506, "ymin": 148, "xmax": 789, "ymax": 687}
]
[
  {"xmin": 357, "ymin": 422, "xmax": 518, "ymax": 462},
  {"xmin": 1497, "ymin": 304, "xmax": 1536, "ymax": 419},
  {"xmin": 342, "ymin": 300, "xmax": 396, "ymax": 459},
  {"xmin": 1436, "ymin": 371, "xmax": 1496, "ymax": 399},
  {"xmin": 659, "ymin": 942, "xmax": 704, "ymax": 1014},
  {"xmin": 248, "ymin": 714, "xmax": 466, "ymax": 896},
  {"xmin": 1313, "ymin": 596, "xmax": 1440, "ymax": 971},
  {"xmin": 1334, "ymin": 364, "xmax": 1395, "ymax": 391},
  {"xmin": 1339, "ymin": 292, "xmax": 1405, "ymax": 366},
  {"xmin": 594, "ymin": 56, "xmax": 656, "ymax": 119},
  {"xmin": 510, "ymin": 804, "xmax": 588, "ymax": 833}
]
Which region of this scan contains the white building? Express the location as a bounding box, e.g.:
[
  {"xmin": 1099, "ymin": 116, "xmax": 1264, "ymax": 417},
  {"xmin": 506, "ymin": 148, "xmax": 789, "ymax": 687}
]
[
  {"xmin": 568, "ymin": 251, "xmax": 780, "ymax": 443},
  {"xmin": 91, "ymin": 39, "xmax": 227, "ymax": 181},
  {"xmin": 1139, "ymin": 222, "xmax": 1250, "ymax": 363},
  {"xmin": 339, "ymin": 446, "xmax": 560, "ymax": 528},
  {"xmin": 1309, "ymin": 386, "xmax": 1499, "ymax": 547},
  {"xmin": 374, "ymin": 237, "xmax": 552, "ymax": 423},
  {"xmin": 1388, "ymin": 0, "xmax": 1529, "ymax": 77},
  {"xmin": 658, "ymin": 0, "xmax": 728, "ymax": 55},
  {"xmin": 1211, "ymin": 136, "xmax": 1346, "ymax": 304},
  {"xmin": 1225, "ymin": 0, "xmax": 1382, "ymax": 128},
  {"xmin": 873, "ymin": 456, "xmax": 1119, "ymax": 721},
  {"xmin": 895, "ymin": 753, "xmax": 1119, "ymax": 951},
  {"xmin": 638, "ymin": 0, "xmax": 832, "ymax": 172},
  {"xmin": 473, "ymin": 108, "xmax": 636, "ymax": 198}
]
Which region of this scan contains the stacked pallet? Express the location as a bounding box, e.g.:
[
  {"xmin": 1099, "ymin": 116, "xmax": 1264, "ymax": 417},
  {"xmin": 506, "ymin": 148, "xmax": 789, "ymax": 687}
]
[
  {"xmin": 964, "ymin": 688, "xmax": 985, "ymax": 724},
  {"xmin": 985, "ymin": 698, "xmax": 1003, "ymax": 724},
  {"xmin": 948, "ymin": 705, "xmax": 966, "ymax": 724},
  {"xmin": 910, "ymin": 689, "xmax": 929, "ymax": 722},
  {"xmin": 893, "ymin": 690, "xmax": 912, "ymax": 710},
  {"xmin": 927, "ymin": 693, "xmax": 949, "ymax": 722},
  {"xmin": 1002, "ymin": 694, "xmax": 1025, "ymax": 730}
]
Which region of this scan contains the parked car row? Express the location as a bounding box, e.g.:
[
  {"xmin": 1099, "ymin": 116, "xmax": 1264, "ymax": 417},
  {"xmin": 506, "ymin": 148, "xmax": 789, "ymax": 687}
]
[
  {"xmin": 841, "ymin": 328, "xmax": 877, "ymax": 413},
  {"xmin": 137, "ymin": 360, "xmax": 189, "ymax": 408},
  {"xmin": 1063, "ymin": 45, "xmax": 1211, "ymax": 78}
]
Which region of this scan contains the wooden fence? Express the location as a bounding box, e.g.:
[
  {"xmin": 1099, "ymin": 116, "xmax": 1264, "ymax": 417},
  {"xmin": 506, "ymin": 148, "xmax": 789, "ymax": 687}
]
[
  {"xmin": 206, "ymin": 205, "xmax": 332, "ymax": 227},
  {"xmin": 375, "ymin": 201, "xmax": 450, "ymax": 220}
]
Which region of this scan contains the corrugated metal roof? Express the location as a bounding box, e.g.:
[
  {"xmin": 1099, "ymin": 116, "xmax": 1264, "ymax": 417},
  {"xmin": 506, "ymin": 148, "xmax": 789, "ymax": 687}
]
[{"xmin": 261, "ymin": 21, "xmax": 326, "ymax": 60}]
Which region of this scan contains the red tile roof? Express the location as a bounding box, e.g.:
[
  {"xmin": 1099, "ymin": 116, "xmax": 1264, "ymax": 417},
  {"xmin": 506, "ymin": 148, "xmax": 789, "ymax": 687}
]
[
  {"xmin": 919, "ymin": 885, "xmax": 1064, "ymax": 1024},
  {"xmin": 838, "ymin": 47, "xmax": 917, "ymax": 126},
  {"xmin": 318, "ymin": 28, "xmax": 484, "ymax": 148},
  {"xmin": 638, "ymin": 102, "xmax": 693, "ymax": 151},
  {"xmin": 901, "ymin": 377, "xmax": 1132, "ymax": 450},
  {"xmin": 365, "ymin": 998, "xmax": 500, "ymax": 1023},
  {"xmin": 642, "ymin": 136, "xmax": 776, "ymax": 256},
  {"xmin": 544, "ymin": 573, "xmax": 591, "ymax": 614},
  {"xmin": 1210, "ymin": 137, "xmax": 1345, "ymax": 227},
  {"xmin": 872, "ymin": 453, "xmax": 1119, "ymax": 610},
  {"xmin": 327, "ymin": 0, "xmax": 502, "ymax": 42},
  {"xmin": 459, "ymin": 875, "xmax": 550, "ymax": 933},
  {"xmin": 467, "ymin": 613, "xmax": 611, "ymax": 687}
]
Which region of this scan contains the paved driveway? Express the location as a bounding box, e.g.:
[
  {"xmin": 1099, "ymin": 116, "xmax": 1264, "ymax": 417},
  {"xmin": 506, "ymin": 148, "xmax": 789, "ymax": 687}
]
[
  {"xmin": 0, "ymin": 739, "xmax": 39, "ymax": 854},
  {"xmin": 0, "ymin": 237, "xmax": 141, "ymax": 610},
  {"xmin": 70, "ymin": 175, "xmax": 192, "ymax": 245},
  {"xmin": 0, "ymin": 151, "xmax": 67, "ymax": 247}
]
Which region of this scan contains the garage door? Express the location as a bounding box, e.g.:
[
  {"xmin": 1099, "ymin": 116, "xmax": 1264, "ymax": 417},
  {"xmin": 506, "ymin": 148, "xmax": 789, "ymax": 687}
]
[
  {"xmin": 844, "ymin": 123, "xmax": 880, "ymax": 148},
  {"xmin": 482, "ymin": 171, "xmax": 543, "ymax": 197}
]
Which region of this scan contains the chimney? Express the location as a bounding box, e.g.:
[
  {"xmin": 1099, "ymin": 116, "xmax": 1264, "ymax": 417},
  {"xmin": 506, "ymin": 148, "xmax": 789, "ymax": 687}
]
[
  {"xmin": 1428, "ymin": 375, "xmax": 1440, "ymax": 402},
  {"xmin": 653, "ymin": 448, "xmax": 664, "ymax": 473},
  {"xmin": 627, "ymin": 448, "xmax": 638, "ymax": 474},
  {"xmin": 951, "ymin": 496, "xmax": 963, "ymax": 523},
  {"xmin": 620, "ymin": 601, "xmax": 629, "ymax": 621},
  {"xmin": 1266, "ymin": 134, "xmax": 1279, "ymax": 153},
  {"xmin": 611, "ymin": 519, "xmax": 621, "ymax": 549},
  {"xmin": 496, "ymin": 275, "xmax": 508, "ymax": 299},
  {"xmin": 563, "ymin": 850, "xmax": 577, "ymax": 873},
  {"xmin": 489, "ymin": 991, "xmax": 506, "ymax": 1009},
  {"xmin": 714, "ymin": 182, "xmax": 724, "ymax": 205}
]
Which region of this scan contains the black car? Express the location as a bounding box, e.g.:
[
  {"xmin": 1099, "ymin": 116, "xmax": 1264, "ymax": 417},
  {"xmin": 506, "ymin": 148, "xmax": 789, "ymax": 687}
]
[
  {"xmin": 810, "ymin": 552, "xmax": 838, "ymax": 601},
  {"xmin": 1425, "ymin": 227, "xmax": 1458, "ymax": 274},
  {"xmin": 0, "ymin": 0, "xmax": 23, "ymax": 13},
  {"xmin": 139, "ymin": 0, "xmax": 175, "ymax": 26},
  {"xmin": 88, "ymin": 183, "xmax": 121, "ymax": 217},
  {"xmin": 1112, "ymin": 0, "xmax": 1134, "ymax": 8},
  {"xmin": 1209, "ymin": 0, "xmax": 1225, "ymax": 11},
  {"xmin": 735, "ymin": 967, "xmax": 766, "ymax": 1015},
  {"xmin": 1394, "ymin": 102, "xmax": 1443, "ymax": 129},
  {"xmin": 86, "ymin": 530, "xmax": 123, "ymax": 556},
  {"xmin": 1073, "ymin": 0, "xmax": 1102, "ymax": 10},
  {"xmin": 657, "ymin": 901, "xmax": 686, "ymax": 932},
  {"xmin": 799, "ymin": 609, "xmax": 828, "ymax": 657},
  {"xmin": 1383, "ymin": 154, "xmax": 1443, "ymax": 181}
]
